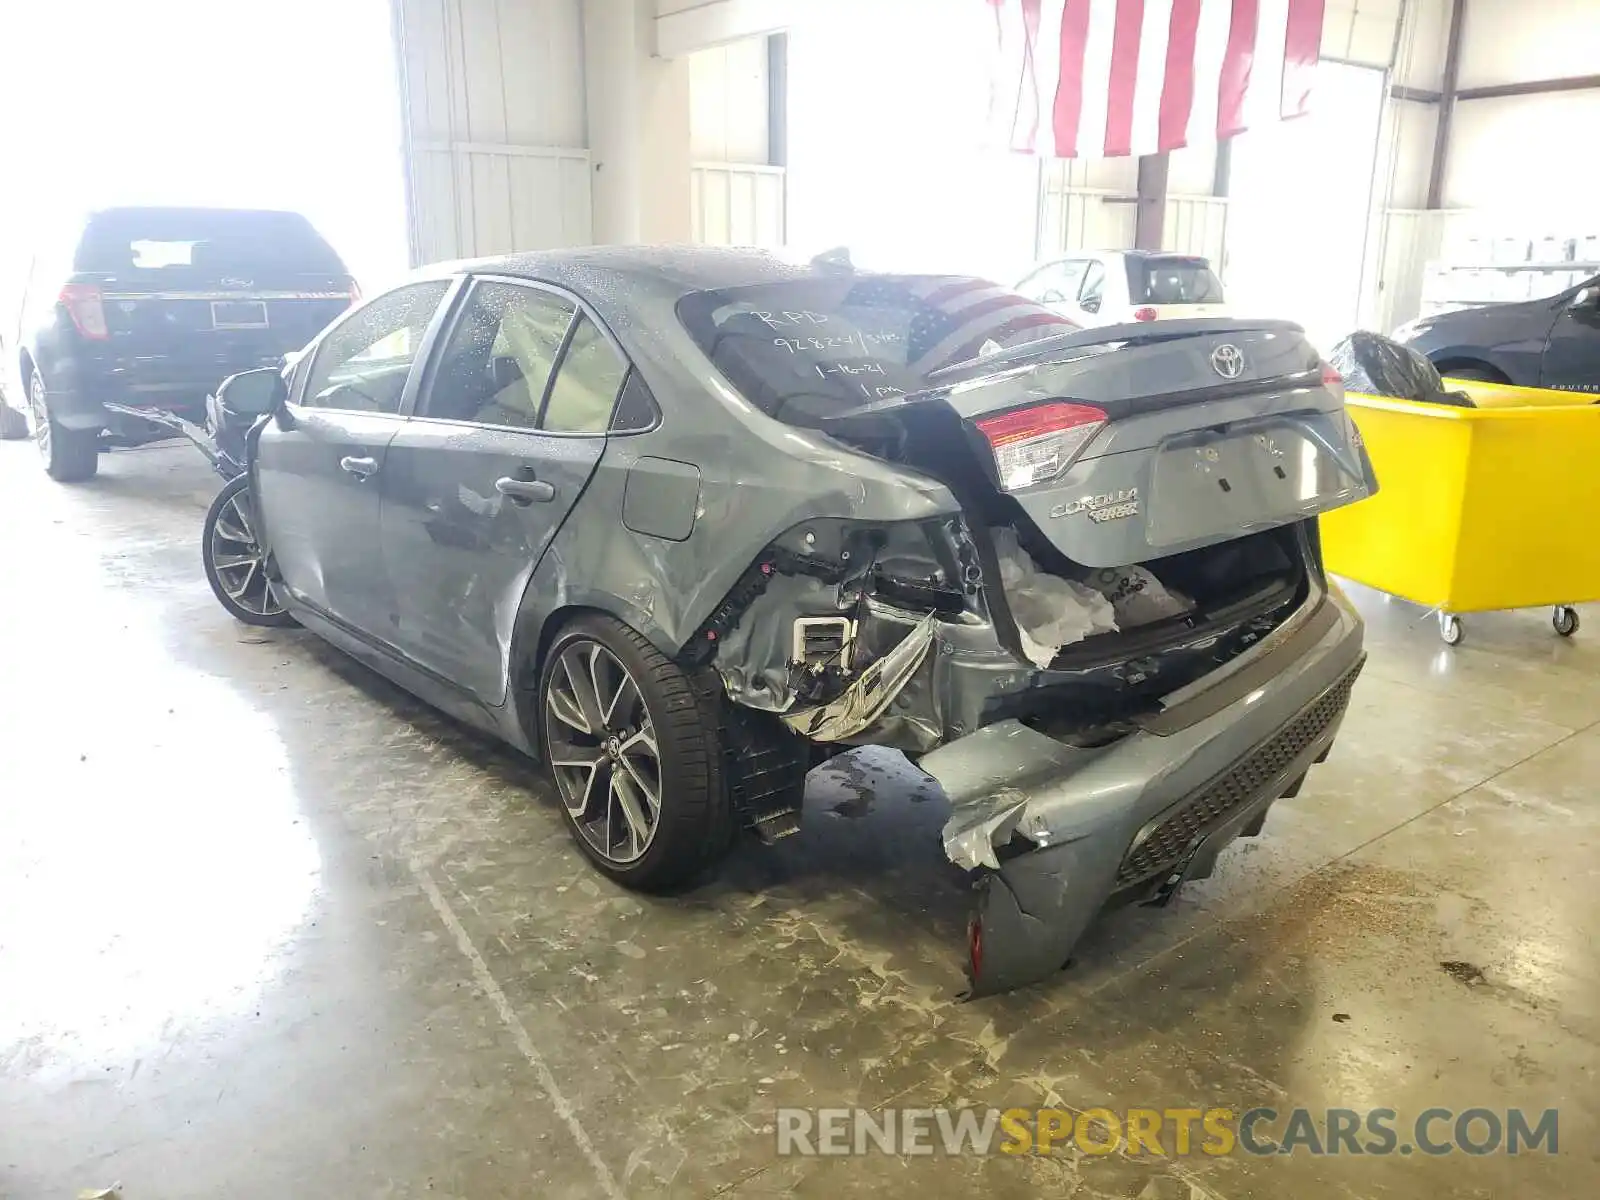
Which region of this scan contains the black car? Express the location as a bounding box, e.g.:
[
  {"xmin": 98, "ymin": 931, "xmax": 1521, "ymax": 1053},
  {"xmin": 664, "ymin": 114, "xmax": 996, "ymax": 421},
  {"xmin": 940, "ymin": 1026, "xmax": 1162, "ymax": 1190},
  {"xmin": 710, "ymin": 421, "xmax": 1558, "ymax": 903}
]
[
  {"xmin": 1393, "ymin": 276, "xmax": 1600, "ymax": 392},
  {"xmin": 2, "ymin": 206, "xmax": 357, "ymax": 480}
]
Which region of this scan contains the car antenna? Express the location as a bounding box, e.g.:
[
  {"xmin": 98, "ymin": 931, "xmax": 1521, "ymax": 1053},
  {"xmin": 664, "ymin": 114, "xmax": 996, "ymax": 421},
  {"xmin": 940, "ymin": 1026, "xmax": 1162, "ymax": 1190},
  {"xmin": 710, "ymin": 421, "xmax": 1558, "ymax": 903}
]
[{"xmin": 810, "ymin": 246, "xmax": 854, "ymax": 272}]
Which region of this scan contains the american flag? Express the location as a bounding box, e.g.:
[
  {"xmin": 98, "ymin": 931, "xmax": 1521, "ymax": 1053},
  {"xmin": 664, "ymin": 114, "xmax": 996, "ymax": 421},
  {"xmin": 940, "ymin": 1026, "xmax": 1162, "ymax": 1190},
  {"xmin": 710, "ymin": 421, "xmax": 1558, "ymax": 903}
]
[
  {"xmin": 845, "ymin": 277, "xmax": 1077, "ymax": 376},
  {"xmin": 989, "ymin": 0, "xmax": 1325, "ymax": 159}
]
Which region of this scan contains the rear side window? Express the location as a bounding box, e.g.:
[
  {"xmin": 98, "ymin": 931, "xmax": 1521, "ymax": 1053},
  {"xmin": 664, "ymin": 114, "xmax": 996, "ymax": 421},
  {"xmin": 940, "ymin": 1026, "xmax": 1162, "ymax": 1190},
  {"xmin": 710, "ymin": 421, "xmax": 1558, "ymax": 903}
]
[
  {"xmin": 301, "ymin": 281, "xmax": 449, "ymax": 414},
  {"xmin": 1129, "ymin": 257, "xmax": 1224, "ymax": 304},
  {"xmin": 73, "ymin": 208, "xmax": 346, "ymax": 274},
  {"xmin": 419, "ymin": 281, "xmax": 575, "ymax": 429},
  {"xmin": 542, "ymin": 315, "xmax": 629, "ymax": 434},
  {"xmin": 677, "ymin": 276, "xmax": 1074, "ymax": 427}
]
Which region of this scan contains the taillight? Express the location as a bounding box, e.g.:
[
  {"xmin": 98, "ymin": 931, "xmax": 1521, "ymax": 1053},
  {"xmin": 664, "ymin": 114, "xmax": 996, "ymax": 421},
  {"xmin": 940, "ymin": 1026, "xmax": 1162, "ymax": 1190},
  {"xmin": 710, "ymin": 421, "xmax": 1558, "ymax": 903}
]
[
  {"xmin": 1320, "ymin": 361, "xmax": 1345, "ymax": 401},
  {"xmin": 974, "ymin": 401, "xmax": 1107, "ymax": 492},
  {"xmin": 1132, "ymin": 306, "xmax": 1158, "ymax": 322},
  {"xmin": 967, "ymin": 917, "xmax": 984, "ymax": 984},
  {"xmin": 345, "ymin": 277, "xmax": 363, "ymax": 308},
  {"xmin": 60, "ymin": 284, "xmax": 108, "ymax": 339}
]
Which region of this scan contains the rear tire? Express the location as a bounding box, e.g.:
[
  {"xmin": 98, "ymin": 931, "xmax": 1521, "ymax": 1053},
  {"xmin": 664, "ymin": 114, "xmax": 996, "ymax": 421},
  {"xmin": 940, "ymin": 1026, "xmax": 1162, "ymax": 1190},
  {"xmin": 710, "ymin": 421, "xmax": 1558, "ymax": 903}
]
[
  {"xmin": 203, "ymin": 474, "xmax": 297, "ymax": 627},
  {"xmin": 538, "ymin": 613, "xmax": 731, "ymax": 892},
  {"xmin": 28, "ymin": 369, "xmax": 98, "ymax": 481}
]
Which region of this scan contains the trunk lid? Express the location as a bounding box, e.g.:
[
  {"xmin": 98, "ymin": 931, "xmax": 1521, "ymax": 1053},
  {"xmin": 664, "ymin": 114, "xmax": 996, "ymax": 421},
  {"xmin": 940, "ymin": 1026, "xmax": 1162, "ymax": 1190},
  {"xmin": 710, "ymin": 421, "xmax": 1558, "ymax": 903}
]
[{"xmin": 836, "ymin": 319, "xmax": 1378, "ymax": 569}]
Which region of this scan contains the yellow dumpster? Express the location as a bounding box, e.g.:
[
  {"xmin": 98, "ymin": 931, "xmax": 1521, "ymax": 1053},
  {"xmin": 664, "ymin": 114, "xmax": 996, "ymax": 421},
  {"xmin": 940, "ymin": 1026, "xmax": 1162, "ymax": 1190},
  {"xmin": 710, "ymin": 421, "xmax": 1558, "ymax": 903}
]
[{"xmin": 1321, "ymin": 383, "xmax": 1600, "ymax": 645}]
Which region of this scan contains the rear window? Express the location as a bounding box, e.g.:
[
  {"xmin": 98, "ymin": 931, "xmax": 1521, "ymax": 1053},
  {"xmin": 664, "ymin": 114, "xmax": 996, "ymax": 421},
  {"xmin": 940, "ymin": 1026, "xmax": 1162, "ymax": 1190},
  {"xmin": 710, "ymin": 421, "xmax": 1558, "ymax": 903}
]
[
  {"xmin": 1128, "ymin": 258, "xmax": 1224, "ymax": 305},
  {"xmin": 73, "ymin": 209, "xmax": 345, "ymax": 274},
  {"xmin": 676, "ymin": 277, "xmax": 1076, "ymax": 427}
]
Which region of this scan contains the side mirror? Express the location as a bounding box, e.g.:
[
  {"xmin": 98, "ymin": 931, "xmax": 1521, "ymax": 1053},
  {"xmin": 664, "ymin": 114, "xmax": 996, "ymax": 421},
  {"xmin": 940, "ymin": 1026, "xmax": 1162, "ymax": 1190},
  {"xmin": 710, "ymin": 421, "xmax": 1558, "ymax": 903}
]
[
  {"xmin": 1570, "ymin": 285, "xmax": 1600, "ymax": 311},
  {"xmin": 216, "ymin": 366, "xmax": 286, "ymax": 419},
  {"xmin": 1081, "ymin": 297, "xmax": 1101, "ymax": 314}
]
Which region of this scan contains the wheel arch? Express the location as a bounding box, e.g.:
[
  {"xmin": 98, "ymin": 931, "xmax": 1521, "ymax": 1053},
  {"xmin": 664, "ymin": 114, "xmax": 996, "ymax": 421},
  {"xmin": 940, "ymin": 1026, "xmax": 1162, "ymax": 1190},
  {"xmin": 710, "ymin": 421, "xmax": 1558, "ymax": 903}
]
[
  {"xmin": 504, "ymin": 591, "xmax": 682, "ymax": 757},
  {"xmin": 1430, "ymin": 352, "xmax": 1511, "ymax": 383}
]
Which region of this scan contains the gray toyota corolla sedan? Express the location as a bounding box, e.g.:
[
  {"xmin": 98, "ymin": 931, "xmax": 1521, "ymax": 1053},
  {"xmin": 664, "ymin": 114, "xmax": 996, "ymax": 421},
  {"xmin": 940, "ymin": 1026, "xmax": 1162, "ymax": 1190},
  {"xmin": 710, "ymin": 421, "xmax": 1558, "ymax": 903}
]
[{"xmin": 203, "ymin": 246, "xmax": 1376, "ymax": 995}]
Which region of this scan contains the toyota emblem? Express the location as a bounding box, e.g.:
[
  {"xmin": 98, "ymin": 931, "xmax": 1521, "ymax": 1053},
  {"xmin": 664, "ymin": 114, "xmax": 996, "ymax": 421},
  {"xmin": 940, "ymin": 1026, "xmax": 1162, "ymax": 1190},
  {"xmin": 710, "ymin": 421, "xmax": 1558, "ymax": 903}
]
[{"xmin": 1210, "ymin": 344, "xmax": 1245, "ymax": 379}]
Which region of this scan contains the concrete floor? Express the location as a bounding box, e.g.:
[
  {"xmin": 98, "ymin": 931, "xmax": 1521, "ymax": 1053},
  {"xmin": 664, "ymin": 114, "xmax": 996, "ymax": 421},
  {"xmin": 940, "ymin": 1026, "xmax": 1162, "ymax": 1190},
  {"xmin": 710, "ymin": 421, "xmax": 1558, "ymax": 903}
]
[{"xmin": 1, "ymin": 442, "xmax": 1595, "ymax": 1200}]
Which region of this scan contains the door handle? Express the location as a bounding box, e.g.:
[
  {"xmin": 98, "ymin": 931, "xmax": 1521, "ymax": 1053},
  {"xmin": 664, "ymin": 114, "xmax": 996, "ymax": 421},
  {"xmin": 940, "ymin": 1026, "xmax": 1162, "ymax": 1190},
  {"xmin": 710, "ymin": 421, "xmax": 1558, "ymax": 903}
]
[
  {"xmin": 340, "ymin": 455, "xmax": 378, "ymax": 479},
  {"xmin": 495, "ymin": 475, "xmax": 556, "ymax": 505}
]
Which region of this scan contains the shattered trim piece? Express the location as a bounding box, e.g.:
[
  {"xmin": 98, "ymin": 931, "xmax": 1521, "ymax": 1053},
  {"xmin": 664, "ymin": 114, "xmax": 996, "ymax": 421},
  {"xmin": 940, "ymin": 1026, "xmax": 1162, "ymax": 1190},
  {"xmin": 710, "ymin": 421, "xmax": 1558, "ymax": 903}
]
[{"xmin": 781, "ymin": 612, "xmax": 938, "ymax": 742}]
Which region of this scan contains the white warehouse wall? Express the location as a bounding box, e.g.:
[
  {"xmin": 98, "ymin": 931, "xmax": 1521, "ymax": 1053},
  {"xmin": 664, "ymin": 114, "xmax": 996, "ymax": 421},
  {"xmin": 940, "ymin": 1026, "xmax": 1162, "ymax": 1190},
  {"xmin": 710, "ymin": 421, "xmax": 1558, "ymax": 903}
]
[
  {"xmin": 393, "ymin": 0, "xmax": 592, "ymax": 263},
  {"xmin": 1443, "ymin": 0, "xmax": 1600, "ymax": 223},
  {"xmin": 1457, "ymin": 0, "xmax": 1600, "ymax": 87}
]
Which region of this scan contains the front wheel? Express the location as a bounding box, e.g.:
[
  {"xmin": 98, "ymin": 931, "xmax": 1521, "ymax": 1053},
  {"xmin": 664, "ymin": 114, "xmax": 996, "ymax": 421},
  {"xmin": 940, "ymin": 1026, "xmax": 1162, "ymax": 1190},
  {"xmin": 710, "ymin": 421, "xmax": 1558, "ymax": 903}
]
[
  {"xmin": 1553, "ymin": 606, "xmax": 1580, "ymax": 637},
  {"xmin": 28, "ymin": 370, "xmax": 98, "ymax": 481},
  {"xmin": 538, "ymin": 614, "xmax": 730, "ymax": 891},
  {"xmin": 203, "ymin": 474, "xmax": 297, "ymax": 627}
]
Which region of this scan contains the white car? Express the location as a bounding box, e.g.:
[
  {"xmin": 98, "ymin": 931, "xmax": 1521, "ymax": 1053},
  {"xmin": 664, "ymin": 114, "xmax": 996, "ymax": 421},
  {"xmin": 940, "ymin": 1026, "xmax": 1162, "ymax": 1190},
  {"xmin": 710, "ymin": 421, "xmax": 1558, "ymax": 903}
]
[{"xmin": 1016, "ymin": 250, "xmax": 1228, "ymax": 326}]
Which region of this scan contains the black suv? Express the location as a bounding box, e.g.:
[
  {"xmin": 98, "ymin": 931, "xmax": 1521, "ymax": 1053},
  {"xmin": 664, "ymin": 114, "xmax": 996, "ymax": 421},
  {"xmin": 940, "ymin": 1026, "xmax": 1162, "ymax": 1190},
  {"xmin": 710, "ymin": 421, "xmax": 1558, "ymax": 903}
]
[{"xmin": 2, "ymin": 206, "xmax": 356, "ymax": 480}]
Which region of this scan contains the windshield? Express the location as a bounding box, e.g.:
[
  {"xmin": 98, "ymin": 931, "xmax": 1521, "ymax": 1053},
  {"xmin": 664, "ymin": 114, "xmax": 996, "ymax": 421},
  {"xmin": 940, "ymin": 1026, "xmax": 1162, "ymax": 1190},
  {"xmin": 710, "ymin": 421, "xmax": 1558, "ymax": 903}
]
[
  {"xmin": 74, "ymin": 209, "xmax": 345, "ymax": 274},
  {"xmin": 1129, "ymin": 258, "xmax": 1224, "ymax": 304},
  {"xmin": 676, "ymin": 276, "xmax": 1077, "ymax": 426}
]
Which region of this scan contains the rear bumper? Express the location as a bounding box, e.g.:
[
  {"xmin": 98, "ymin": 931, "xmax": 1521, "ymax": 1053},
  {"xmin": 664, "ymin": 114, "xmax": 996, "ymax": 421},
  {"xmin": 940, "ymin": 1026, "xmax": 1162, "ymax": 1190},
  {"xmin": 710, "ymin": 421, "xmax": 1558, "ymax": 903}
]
[
  {"xmin": 918, "ymin": 583, "xmax": 1365, "ymax": 997},
  {"xmin": 42, "ymin": 354, "xmax": 287, "ymax": 433}
]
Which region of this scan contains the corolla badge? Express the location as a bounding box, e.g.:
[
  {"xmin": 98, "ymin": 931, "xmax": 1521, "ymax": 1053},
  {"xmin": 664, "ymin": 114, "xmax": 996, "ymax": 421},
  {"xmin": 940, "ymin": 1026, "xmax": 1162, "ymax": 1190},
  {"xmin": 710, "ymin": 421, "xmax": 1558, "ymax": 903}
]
[
  {"xmin": 1049, "ymin": 488, "xmax": 1139, "ymax": 523},
  {"xmin": 1210, "ymin": 343, "xmax": 1245, "ymax": 379}
]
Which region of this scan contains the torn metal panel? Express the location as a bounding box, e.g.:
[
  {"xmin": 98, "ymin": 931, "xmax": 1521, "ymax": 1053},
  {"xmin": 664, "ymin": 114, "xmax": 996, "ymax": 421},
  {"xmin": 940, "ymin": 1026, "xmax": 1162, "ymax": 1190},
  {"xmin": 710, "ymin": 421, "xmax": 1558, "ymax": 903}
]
[
  {"xmin": 781, "ymin": 612, "xmax": 938, "ymax": 742},
  {"xmin": 712, "ymin": 572, "xmax": 845, "ymax": 712}
]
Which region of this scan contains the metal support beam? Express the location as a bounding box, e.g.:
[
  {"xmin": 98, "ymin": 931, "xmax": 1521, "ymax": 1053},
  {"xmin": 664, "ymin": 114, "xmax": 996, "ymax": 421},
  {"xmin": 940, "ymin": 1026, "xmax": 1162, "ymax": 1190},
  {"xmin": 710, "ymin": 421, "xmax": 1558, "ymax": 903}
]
[
  {"xmin": 1425, "ymin": 0, "xmax": 1466, "ymax": 210},
  {"xmin": 766, "ymin": 32, "xmax": 788, "ymax": 168},
  {"xmin": 1458, "ymin": 74, "xmax": 1600, "ymax": 101},
  {"xmin": 1134, "ymin": 153, "xmax": 1169, "ymax": 250},
  {"xmin": 1390, "ymin": 85, "xmax": 1441, "ymax": 104},
  {"xmin": 1212, "ymin": 136, "xmax": 1232, "ymax": 199}
]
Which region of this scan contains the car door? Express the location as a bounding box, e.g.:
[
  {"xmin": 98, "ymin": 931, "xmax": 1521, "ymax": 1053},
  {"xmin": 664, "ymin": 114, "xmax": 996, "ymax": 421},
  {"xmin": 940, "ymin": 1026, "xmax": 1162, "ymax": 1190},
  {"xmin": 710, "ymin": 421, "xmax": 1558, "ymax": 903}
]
[
  {"xmin": 379, "ymin": 277, "xmax": 630, "ymax": 704},
  {"xmin": 254, "ymin": 279, "xmax": 453, "ymax": 633},
  {"xmin": 1539, "ymin": 281, "xmax": 1600, "ymax": 393}
]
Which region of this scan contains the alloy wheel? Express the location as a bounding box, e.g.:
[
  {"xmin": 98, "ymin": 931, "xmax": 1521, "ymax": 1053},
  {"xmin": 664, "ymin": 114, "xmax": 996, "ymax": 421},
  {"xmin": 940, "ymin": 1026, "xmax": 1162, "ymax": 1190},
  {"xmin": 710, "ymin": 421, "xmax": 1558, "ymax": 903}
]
[
  {"xmin": 28, "ymin": 375, "xmax": 50, "ymax": 463},
  {"xmin": 209, "ymin": 489, "xmax": 287, "ymax": 618},
  {"xmin": 543, "ymin": 639, "xmax": 663, "ymax": 864}
]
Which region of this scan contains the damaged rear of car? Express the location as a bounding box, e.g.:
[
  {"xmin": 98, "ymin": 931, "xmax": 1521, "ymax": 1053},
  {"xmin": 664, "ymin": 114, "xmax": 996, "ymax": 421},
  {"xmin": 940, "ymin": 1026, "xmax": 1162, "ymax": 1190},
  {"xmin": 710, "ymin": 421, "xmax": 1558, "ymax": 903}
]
[{"xmin": 675, "ymin": 274, "xmax": 1376, "ymax": 996}]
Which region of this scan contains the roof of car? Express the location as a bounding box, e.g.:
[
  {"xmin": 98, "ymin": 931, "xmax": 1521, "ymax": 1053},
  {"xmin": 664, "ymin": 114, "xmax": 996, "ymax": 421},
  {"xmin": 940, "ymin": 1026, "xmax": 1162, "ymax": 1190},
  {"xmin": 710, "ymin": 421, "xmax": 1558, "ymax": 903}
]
[{"xmin": 417, "ymin": 245, "xmax": 871, "ymax": 306}]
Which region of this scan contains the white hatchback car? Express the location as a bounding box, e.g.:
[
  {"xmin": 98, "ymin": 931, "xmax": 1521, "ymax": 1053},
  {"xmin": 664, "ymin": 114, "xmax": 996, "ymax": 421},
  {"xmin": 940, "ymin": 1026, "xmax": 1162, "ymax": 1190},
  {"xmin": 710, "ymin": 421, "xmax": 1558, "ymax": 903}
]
[{"xmin": 1016, "ymin": 250, "xmax": 1228, "ymax": 327}]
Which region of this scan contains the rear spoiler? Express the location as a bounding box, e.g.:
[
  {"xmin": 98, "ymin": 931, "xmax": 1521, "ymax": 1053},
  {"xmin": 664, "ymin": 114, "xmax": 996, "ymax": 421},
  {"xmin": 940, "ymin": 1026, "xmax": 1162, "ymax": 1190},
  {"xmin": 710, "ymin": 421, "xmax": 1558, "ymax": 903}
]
[
  {"xmin": 926, "ymin": 317, "xmax": 1308, "ymax": 386},
  {"xmin": 822, "ymin": 316, "xmax": 1320, "ymax": 432}
]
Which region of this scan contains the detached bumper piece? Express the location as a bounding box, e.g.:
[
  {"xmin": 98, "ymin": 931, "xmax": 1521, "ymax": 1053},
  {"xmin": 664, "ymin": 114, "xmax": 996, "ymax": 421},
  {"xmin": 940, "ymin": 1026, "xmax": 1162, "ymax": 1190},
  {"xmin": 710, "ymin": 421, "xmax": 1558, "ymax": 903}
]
[
  {"xmin": 1115, "ymin": 660, "xmax": 1364, "ymax": 894},
  {"xmin": 947, "ymin": 646, "xmax": 1365, "ymax": 999}
]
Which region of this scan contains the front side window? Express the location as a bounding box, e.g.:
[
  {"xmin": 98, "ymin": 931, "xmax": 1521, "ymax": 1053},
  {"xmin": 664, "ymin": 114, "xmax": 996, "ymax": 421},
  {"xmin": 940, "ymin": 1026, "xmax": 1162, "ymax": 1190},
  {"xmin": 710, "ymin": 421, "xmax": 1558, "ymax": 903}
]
[
  {"xmin": 676, "ymin": 276, "xmax": 1075, "ymax": 427},
  {"xmin": 542, "ymin": 314, "xmax": 629, "ymax": 434},
  {"xmin": 419, "ymin": 281, "xmax": 575, "ymax": 428},
  {"xmin": 301, "ymin": 281, "xmax": 449, "ymax": 413}
]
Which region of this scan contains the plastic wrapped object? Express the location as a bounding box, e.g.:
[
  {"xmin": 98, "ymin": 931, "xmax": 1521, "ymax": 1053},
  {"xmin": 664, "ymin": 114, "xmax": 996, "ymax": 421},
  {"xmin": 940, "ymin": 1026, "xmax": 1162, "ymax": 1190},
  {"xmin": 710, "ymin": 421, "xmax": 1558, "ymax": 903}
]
[
  {"xmin": 990, "ymin": 527, "xmax": 1118, "ymax": 667},
  {"xmin": 1329, "ymin": 331, "xmax": 1474, "ymax": 408},
  {"xmin": 1084, "ymin": 565, "xmax": 1193, "ymax": 628}
]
